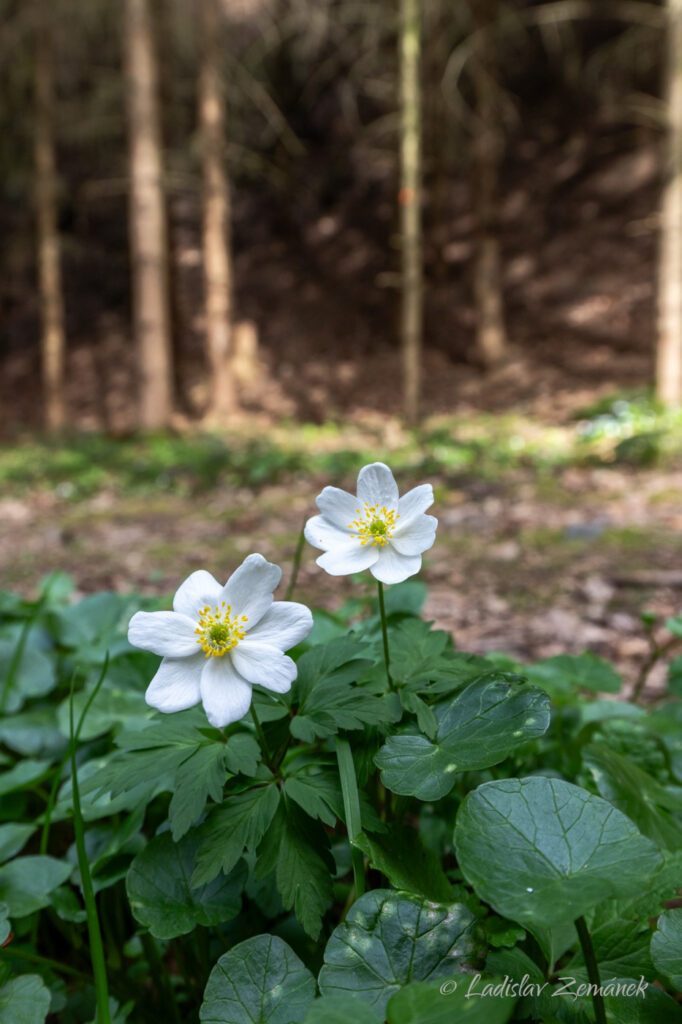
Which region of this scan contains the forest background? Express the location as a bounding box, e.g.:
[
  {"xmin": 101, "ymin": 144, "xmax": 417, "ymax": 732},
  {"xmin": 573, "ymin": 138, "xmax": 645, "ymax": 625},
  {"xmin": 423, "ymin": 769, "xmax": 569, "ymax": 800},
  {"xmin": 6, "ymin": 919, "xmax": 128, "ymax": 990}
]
[{"xmin": 1, "ymin": 0, "xmax": 682, "ymax": 692}]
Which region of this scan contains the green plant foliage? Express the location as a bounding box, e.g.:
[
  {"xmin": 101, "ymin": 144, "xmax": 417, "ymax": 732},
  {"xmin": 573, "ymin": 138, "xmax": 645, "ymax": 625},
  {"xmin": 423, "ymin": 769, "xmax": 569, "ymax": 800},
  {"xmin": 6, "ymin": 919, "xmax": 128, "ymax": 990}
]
[
  {"xmin": 650, "ymin": 910, "xmax": 682, "ymax": 990},
  {"xmin": 375, "ymin": 674, "xmax": 550, "ymax": 800},
  {"xmin": 385, "ymin": 979, "xmax": 516, "ymax": 1024},
  {"xmin": 199, "ymin": 935, "xmax": 316, "ymax": 1024},
  {"xmin": 126, "ymin": 831, "xmax": 247, "ymax": 939},
  {"xmin": 0, "ymin": 974, "xmax": 51, "ymax": 1024},
  {"xmin": 454, "ymin": 777, "xmax": 662, "ymax": 927},
  {"xmin": 318, "ymin": 890, "xmax": 484, "ymax": 1014}
]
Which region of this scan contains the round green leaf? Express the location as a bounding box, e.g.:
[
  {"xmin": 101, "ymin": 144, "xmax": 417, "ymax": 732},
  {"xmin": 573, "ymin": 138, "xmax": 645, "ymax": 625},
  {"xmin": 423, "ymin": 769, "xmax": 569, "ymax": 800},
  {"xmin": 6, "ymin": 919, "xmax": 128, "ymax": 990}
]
[
  {"xmin": 386, "ymin": 980, "xmax": 516, "ymax": 1024},
  {"xmin": 0, "ymin": 856, "xmax": 72, "ymax": 918},
  {"xmin": 376, "ymin": 675, "xmax": 550, "ymax": 800},
  {"xmin": 126, "ymin": 831, "xmax": 246, "ymax": 939},
  {"xmin": 0, "ymin": 825, "xmax": 35, "ymax": 863},
  {"xmin": 454, "ymin": 777, "xmax": 662, "ymax": 928},
  {"xmin": 651, "ymin": 910, "xmax": 682, "ymax": 989},
  {"xmin": 0, "ymin": 974, "xmax": 51, "ymax": 1024},
  {"xmin": 318, "ymin": 889, "xmax": 484, "ymax": 1015},
  {"xmin": 0, "ymin": 641, "xmax": 56, "ymax": 713},
  {"xmin": 303, "ymin": 996, "xmax": 382, "ymax": 1024},
  {"xmin": 199, "ymin": 934, "xmax": 316, "ymax": 1024}
]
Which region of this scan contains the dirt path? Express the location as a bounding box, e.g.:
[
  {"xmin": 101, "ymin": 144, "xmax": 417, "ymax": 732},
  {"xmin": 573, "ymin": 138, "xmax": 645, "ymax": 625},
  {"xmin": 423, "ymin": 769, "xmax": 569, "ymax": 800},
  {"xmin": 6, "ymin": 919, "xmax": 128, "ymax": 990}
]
[{"xmin": 2, "ymin": 462, "xmax": 681, "ymax": 696}]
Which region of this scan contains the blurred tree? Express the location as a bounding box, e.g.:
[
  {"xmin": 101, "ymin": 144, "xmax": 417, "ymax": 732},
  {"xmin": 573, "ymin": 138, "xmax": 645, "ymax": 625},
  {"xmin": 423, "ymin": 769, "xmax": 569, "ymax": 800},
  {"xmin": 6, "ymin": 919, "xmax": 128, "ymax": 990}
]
[
  {"xmin": 400, "ymin": 0, "xmax": 422, "ymax": 426},
  {"xmin": 124, "ymin": 0, "xmax": 173, "ymax": 428},
  {"xmin": 198, "ymin": 0, "xmax": 237, "ymax": 421},
  {"xmin": 470, "ymin": 0, "xmax": 506, "ymax": 369},
  {"xmin": 658, "ymin": 0, "xmax": 682, "ymax": 406},
  {"xmin": 34, "ymin": 4, "xmax": 66, "ymax": 430}
]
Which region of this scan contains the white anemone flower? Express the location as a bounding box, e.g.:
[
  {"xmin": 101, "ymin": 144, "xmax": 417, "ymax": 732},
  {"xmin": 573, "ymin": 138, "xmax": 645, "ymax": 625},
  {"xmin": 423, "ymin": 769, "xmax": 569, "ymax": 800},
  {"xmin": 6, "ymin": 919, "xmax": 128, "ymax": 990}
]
[
  {"xmin": 127, "ymin": 554, "xmax": 313, "ymax": 728},
  {"xmin": 304, "ymin": 462, "xmax": 437, "ymax": 585}
]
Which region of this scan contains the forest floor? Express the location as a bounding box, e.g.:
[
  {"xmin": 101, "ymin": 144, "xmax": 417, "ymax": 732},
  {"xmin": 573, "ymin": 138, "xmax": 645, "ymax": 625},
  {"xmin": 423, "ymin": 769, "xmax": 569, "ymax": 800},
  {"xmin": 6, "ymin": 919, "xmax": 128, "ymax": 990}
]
[{"xmin": 1, "ymin": 415, "xmax": 681, "ymax": 700}]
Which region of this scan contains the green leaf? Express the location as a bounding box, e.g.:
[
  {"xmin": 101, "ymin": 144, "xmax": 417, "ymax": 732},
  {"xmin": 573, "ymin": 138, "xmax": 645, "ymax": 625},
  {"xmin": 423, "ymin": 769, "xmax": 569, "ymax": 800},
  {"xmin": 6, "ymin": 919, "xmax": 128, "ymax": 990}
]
[
  {"xmin": 0, "ymin": 903, "xmax": 9, "ymax": 944},
  {"xmin": 57, "ymin": 683, "xmax": 146, "ymax": 740},
  {"xmin": 354, "ymin": 825, "xmax": 453, "ymax": 902},
  {"xmin": 0, "ymin": 760, "xmax": 52, "ymax": 798},
  {"xmin": 651, "ymin": 910, "xmax": 682, "ymax": 989},
  {"xmin": 0, "ymin": 640, "xmax": 56, "ymax": 713},
  {"xmin": 0, "ymin": 974, "xmax": 51, "ymax": 1024},
  {"xmin": 386, "ymin": 980, "xmax": 516, "ymax": 1024},
  {"xmin": 223, "ymin": 733, "xmax": 261, "ymax": 776},
  {"xmin": 668, "ymin": 655, "xmax": 682, "ymax": 697},
  {"xmin": 454, "ymin": 777, "xmax": 662, "ymax": 928},
  {"xmin": 303, "ymin": 996, "xmax": 382, "ymax": 1024},
  {"xmin": 256, "ymin": 801, "xmax": 334, "ymax": 940},
  {"xmin": 283, "ymin": 774, "xmax": 341, "ymax": 828},
  {"xmin": 665, "ymin": 614, "xmax": 682, "ymax": 639},
  {"xmin": 168, "ymin": 745, "xmax": 227, "ymax": 841},
  {"xmin": 192, "ymin": 784, "xmax": 280, "ymax": 887},
  {"xmin": 290, "ymin": 638, "xmax": 393, "ymax": 743},
  {"xmin": 526, "ymin": 652, "xmax": 622, "ymax": 697},
  {"xmin": 376, "ymin": 674, "xmax": 550, "ymax": 800},
  {"xmin": 0, "ymin": 824, "xmax": 35, "ymax": 863},
  {"xmin": 583, "ymin": 743, "xmax": 682, "ymax": 850},
  {"xmin": 126, "ymin": 831, "xmax": 246, "ymax": 939},
  {"xmin": 199, "ymin": 934, "xmax": 316, "ymax": 1024},
  {"xmin": 0, "ymin": 709, "xmax": 66, "ymax": 758},
  {"xmin": 383, "ymin": 581, "xmax": 427, "ymax": 617},
  {"xmin": 570, "ymin": 916, "xmax": 656, "ymax": 983},
  {"xmin": 318, "ymin": 889, "xmax": 483, "ymax": 1014},
  {"xmin": 0, "ymin": 856, "xmax": 72, "ymax": 917}
]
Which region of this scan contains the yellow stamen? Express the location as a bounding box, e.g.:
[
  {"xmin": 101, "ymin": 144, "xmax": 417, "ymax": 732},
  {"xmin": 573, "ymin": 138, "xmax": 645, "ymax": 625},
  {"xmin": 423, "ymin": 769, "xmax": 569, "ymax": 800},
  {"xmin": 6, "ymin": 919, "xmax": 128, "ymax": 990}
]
[
  {"xmin": 348, "ymin": 503, "xmax": 400, "ymax": 547},
  {"xmin": 194, "ymin": 601, "xmax": 248, "ymax": 658}
]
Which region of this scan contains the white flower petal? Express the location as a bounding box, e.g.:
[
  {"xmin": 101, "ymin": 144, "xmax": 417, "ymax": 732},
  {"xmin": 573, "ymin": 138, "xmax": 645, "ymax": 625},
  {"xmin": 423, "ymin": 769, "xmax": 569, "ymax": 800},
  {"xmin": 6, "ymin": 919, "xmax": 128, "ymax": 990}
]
[
  {"xmin": 221, "ymin": 553, "xmax": 282, "ymax": 627},
  {"xmin": 370, "ymin": 546, "xmax": 422, "ymax": 584},
  {"xmin": 145, "ymin": 653, "xmax": 204, "ymax": 713},
  {"xmin": 231, "ymin": 642, "xmax": 297, "ymax": 693},
  {"xmin": 391, "ymin": 514, "xmax": 437, "ymax": 556},
  {"xmin": 356, "ymin": 462, "xmax": 399, "ymax": 509},
  {"xmin": 315, "ymin": 486, "xmax": 360, "ymax": 528},
  {"xmin": 246, "ymin": 602, "xmax": 313, "ymax": 650},
  {"xmin": 317, "ymin": 542, "xmax": 379, "ymax": 576},
  {"xmin": 173, "ymin": 570, "xmax": 222, "ymax": 618},
  {"xmin": 200, "ymin": 657, "xmax": 253, "ymax": 727},
  {"xmin": 128, "ymin": 610, "xmax": 199, "ymax": 658},
  {"xmin": 397, "ymin": 483, "xmax": 434, "ymax": 525},
  {"xmin": 304, "ymin": 514, "xmax": 350, "ymax": 552}
]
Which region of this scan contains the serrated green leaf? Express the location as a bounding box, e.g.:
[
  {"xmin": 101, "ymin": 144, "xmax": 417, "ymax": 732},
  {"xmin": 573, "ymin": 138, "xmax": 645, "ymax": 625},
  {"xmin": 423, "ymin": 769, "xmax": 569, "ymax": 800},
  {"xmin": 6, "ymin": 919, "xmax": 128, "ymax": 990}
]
[
  {"xmin": 376, "ymin": 675, "xmax": 550, "ymax": 800},
  {"xmin": 318, "ymin": 889, "xmax": 484, "ymax": 1014},
  {"xmin": 192, "ymin": 784, "xmax": 280, "ymax": 887},
  {"xmin": 293, "ymin": 636, "xmax": 373, "ymax": 706},
  {"xmin": 169, "ymin": 745, "xmax": 227, "ymax": 840},
  {"xmin": 584, "ymin": 743, "xmax": 682, "ymax": 850},
  {"xmin": 454, "ymin": 777, "xmax": 662, "ymax": 928},
  {"xmin": 386, "ymin": 979, "xmax": 516, "ymax": 1024},
  {"xmin": 0, "ymin": 974, "xmax": 51, "ymax": 1024},
  {"xmin": 126, "ymin": 831, "xmax": 246, "ymax": 939},
  {"xmin": 651, "ymin": 910, "xmax": 682, "ymax": 989},
  {"xmin": 199, "ymin": 934, "xmax": 316, "ymax": 1024},
  {"xmin": 399, "ymin": 691, "xmax": 437, "ymax": 739},
  {"xmin": 283, "ymin": 774, "xmax": 341, "ymax": 828},
  {"xmin": 0, "ymin": 856, "xmax": 72, "ymax": 917},
  {"xmin": 256, "ymin": 801, "xmax": 334, "ymax": 939},
  {"xmin": 354, "ymin": 825, "xmax": 453, "ymax": 902},
  {"xmin": 224, "ymin": 733, "xmax": 261, "ymax": 776}
]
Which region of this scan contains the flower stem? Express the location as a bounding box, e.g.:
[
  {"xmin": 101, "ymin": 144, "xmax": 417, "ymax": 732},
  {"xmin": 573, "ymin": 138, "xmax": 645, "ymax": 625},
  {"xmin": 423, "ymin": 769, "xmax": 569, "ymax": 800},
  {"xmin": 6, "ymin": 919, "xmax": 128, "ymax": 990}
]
[
  {"xmin": 250, "ymin": 703, "xmax": 274, "ymax": 771},
  {"xmin": 376, "ymin": 581, "xmax": 394, "ymax": 691},
  {"xmin": 69, "ymin": 661, "xmax": 111, "ymax": 1024},
  {"xmin": 575, "ymin": 916, "xmax": 607, "ymax": 1024},
  {"xmin": 285, "ymin": 519, "xmax": 307, "ymax": 601}
]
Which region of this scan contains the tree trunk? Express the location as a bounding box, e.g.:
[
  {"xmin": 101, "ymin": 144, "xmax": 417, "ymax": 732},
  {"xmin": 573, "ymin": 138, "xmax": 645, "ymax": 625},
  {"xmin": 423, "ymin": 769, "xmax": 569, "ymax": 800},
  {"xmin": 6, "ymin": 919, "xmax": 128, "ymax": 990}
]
[
  {"xmin": 657, "ymin": 0, "xmax": 682, "ymax": 405},
  {"xmin": 35, "ymin": 12, "xmax": 66, "ymax": 431},
  {"xmin": 471, "ymin": 0, "xmax": 507, "ymax": 368},
  {"xmin": 124, "ymin": 0, "xmax": 173, "ymax": 429},
  {"xmin": 399, "ymin": 0, "xmax": 423, "ymax": 426},
  {"xmin": 198, "ymin": 0, "xmax": 237, "ymax": 421}
]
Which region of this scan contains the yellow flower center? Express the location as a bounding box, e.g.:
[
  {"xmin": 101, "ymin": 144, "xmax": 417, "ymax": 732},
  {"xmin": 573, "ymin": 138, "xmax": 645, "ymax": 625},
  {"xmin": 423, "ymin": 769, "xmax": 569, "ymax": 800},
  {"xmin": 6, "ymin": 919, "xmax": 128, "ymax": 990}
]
[
  {"xmin": 195, "ymin": 602, "xmax": 248, "ymax": 658},
  {"xmin": 348, "ymin": 503, "xmax": 400, "ymax": 547}
]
